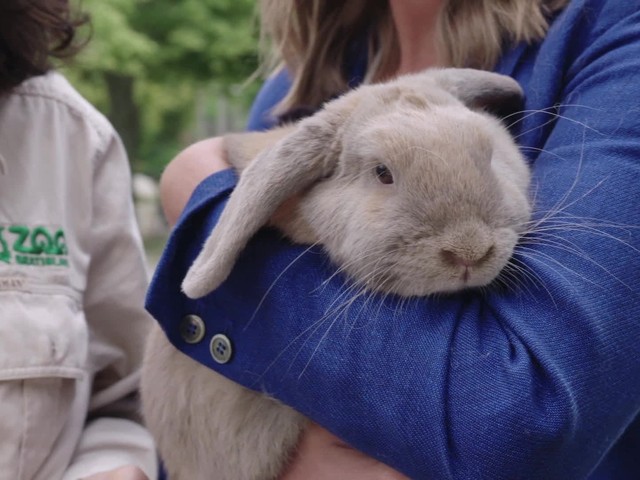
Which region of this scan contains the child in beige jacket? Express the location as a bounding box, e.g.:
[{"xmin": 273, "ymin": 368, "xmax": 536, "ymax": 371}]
[{"xmin": 0, "ymin": 1, "xmax": 157, "ymax": 479}]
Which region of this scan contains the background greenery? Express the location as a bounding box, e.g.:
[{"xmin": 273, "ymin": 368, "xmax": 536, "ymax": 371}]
[{"xmin": 63, "ymin": 0, "xmax": 262, "ymax": 179}]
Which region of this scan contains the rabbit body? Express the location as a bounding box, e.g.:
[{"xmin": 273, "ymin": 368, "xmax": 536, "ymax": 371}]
[
  {"xmin": 142, "ymin": 322, "xmax": 306, "ymax": 480},
  {"xmin": 141, "ymin": 68, "xmax": 532, "ymax": 479}
]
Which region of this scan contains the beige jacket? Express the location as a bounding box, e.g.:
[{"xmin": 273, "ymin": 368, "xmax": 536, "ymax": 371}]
[{"xmin": 0, "ymin": 72, "xmax": 157, "ymax": 480}]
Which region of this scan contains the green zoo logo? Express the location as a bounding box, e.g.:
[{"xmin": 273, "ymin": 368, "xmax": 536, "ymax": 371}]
[{"xmin": 0, "ymin": 225, "xmax": 69, "ymax": 267}]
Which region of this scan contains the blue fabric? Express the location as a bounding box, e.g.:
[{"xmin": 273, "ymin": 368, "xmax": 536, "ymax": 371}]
[
  {"xmin": 246, "ymin": 40, "xmax": 368, "ymax": 131},
  {"xmin": 245, "ymin": 69, "xmax": 292, "ymax": 131},
  {"xmin": 146, "ymin": 0, "xmax": 640, "ymax": 478}
]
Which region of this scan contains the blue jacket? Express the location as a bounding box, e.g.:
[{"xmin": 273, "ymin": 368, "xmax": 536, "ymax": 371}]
[{"xmin": 146, "ymin": 0, "xmax": 640, "ymax": 478}]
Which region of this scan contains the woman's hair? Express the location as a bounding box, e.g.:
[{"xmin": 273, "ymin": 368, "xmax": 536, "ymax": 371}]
[
  {"xmin": 259, "ymin": 0, "xmax": 569, "ymax": 113},
  {"xmin": 0, "ymin": 0, "xmax": 88, "ymax": 94}
]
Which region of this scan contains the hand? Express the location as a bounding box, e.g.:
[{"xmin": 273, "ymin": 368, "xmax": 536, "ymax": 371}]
[
  {"xmin": 280, "ymin": 423, "xmax": 409, "ymax": 480},
  {"xmin": 82, "ymin": 465, "xmax": 149, "ymax": 480}
]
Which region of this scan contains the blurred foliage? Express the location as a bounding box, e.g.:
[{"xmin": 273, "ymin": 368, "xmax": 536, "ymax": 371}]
[{"xmin": 61, "ymin": 0, "xmax": 261, "ymax": 178}]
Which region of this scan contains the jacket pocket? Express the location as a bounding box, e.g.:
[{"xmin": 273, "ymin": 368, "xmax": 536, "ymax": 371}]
[
  {"xmin": 0, "ymin": 291, "xmax": 87, "ymax": 381},
  {"xmin": 0, "ymin": 291, "xmax": 89, "ymax": 479},
  {"xmin": 0, "ymin": 377, "xmax": 79, "ymax": 480}
]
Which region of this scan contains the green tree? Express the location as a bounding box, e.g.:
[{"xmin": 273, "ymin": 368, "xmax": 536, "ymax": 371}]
[{"xmin": 64, "ymin": 0, "xmax": 260, "ymax": 177}]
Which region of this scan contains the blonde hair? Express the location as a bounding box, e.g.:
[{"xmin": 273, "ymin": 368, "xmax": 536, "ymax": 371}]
[{"xmin": 259, "ymin": 0, "xmax": 569, "ymax": 113}]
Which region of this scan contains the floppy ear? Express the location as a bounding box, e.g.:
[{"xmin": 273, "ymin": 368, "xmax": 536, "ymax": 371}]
[
  {"xmin": 181, "ymin": 112, "xmax": 344, "ymax": 299},
  {"xmin": 223, "ymin": 126, "xmax": 296, "ymax": 172},
  {"xmin": 426, "ymin": 68, "xmax": 524, "ymax": 119}
]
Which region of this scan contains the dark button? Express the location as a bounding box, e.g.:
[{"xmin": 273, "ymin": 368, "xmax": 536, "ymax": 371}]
[
  {"xmin": 210, "ymin": 334, "xmax": 233, "ymax": 364},
  {"xmin": 179, "ymin": 314, "xmax": 205, "ymax": 344}
]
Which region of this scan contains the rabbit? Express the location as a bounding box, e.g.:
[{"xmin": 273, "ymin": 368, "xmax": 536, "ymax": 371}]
[{"xmin": 141, "ymin": 68, "xmax": 532, "ymax": 480}]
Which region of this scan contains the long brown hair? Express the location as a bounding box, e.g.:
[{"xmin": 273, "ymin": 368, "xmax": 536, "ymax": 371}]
[
  {"xmin": 0, "ymin": 0, "xmax": 88, "ymax": 94},
  {"xmin": 259, "ymin": 0, "xmax": 569, "ymax": 113}
]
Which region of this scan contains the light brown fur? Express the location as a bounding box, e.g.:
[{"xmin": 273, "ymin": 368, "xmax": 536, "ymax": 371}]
[{"xmin": 142, "ymin": 68, "xmax": 532, "ymax": 480}]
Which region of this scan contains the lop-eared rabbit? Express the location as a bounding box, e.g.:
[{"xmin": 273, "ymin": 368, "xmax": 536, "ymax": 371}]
[{"xmin": 142, "ymin": 68, "xmax": 531, "ymax": 480}]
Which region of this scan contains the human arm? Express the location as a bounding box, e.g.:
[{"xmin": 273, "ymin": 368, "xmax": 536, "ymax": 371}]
[
  {"xmin": 160, "ymin": 137, "xmax": 229, "ymax": 227},
  {"xmin": 62, "ymin": 134, "xmax": 157, "ymax": 480}
]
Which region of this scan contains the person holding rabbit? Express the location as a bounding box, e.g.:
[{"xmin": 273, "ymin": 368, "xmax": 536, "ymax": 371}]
[{"xmin": 147, "ymin": 0, "xmax": 640, "ymax": 478}]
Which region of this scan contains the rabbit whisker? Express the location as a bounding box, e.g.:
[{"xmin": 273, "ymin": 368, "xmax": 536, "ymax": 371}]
[
  {"xmin": 514, "ymin": 245, "xmax": 610, "ymax": 292},
  {"xmin": 244, "ymin": 242, "xmax": 321, "ymax": 332}
]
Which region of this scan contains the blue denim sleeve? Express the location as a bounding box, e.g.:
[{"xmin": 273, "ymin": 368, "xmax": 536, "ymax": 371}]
[
  {"xmin": 246, "ymin": 69, "xmax": 292, "ymax": 131},
  {"xmin": 147, "ymin": 1, "xmax": 640, "ymax": 478}
]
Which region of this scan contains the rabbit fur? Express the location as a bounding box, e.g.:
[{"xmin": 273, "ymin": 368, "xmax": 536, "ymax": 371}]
[{"xmin": 141, "ymin": 68, "xmax": 532, "ymax": 480}]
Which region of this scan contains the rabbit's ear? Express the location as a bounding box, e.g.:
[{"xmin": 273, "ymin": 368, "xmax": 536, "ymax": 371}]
[
  {"xmin": 429, "ymin": 68, "xmax": 524, "ymax": 118},
  {"xmin": 224, "ymin": 126, "xmax": 296, "ymax": 172},
  {"xmin": 181, "ymin": 113, "xmax": 344, "ymax": 299}
]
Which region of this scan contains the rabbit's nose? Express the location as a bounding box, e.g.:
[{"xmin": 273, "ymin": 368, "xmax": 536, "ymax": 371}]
[{"xmin": 440, "ymin": 244, "xmax": 495, "ymax": 267}]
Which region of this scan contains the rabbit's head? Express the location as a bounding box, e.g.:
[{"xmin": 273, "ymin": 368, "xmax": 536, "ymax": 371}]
[{"xmin": 182, "ymin": 68, "xmax": 530, "ymax": 298}]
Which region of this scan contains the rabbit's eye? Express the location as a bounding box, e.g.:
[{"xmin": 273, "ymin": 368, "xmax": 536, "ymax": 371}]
[{"xmin": 375, "ymin": 164, "xmax": 394, "ymax": 184}]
